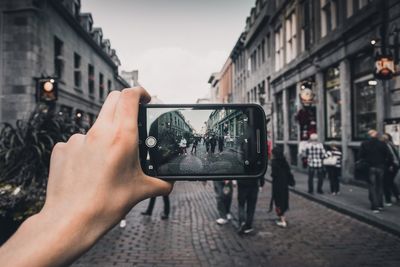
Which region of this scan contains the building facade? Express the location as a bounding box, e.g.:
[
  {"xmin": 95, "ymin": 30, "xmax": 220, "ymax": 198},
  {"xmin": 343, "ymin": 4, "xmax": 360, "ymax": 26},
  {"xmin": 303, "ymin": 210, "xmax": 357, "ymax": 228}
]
[
  {"xmin": 214, "ymin": 0, "xmax": 400, "ymax": 180},
  {"xmin": 0, "ymin": 0, "xmax": 130, "ymax": 126}
]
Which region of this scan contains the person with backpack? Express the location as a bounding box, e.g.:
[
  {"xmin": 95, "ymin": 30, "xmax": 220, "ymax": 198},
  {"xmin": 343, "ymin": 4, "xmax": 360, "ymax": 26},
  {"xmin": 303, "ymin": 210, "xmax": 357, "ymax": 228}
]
[{"xmin": 269, "ymin": 147, "xmax": 295, "ymax": 228}]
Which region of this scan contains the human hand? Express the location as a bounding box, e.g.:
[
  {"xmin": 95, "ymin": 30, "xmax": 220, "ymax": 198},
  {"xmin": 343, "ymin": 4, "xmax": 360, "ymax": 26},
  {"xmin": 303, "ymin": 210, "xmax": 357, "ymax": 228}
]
[{"xmin": 0, "ymin": 87, "xmax": 173, "ymax": 267}]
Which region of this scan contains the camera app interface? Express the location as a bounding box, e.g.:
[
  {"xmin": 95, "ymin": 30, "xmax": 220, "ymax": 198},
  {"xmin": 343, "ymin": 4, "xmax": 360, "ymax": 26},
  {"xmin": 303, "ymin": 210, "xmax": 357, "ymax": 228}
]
[{"xmin": 145, "ymin": 107, "xmax": 252, "ymax": 176}]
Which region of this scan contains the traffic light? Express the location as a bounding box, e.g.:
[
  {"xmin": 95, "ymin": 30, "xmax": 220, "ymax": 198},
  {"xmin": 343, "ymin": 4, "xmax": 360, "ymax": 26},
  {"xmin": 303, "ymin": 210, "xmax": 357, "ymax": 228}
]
[{"xmin": 37, "ymin": 78, "xmax": 57, "ymax": 102}]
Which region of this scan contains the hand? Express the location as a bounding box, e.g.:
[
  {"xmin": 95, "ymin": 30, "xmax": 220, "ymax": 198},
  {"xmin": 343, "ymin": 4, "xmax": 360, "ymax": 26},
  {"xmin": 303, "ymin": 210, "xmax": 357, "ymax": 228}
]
[{"xmin": 0, "ymin": 87, "xmax": 173, "ymax": 267}]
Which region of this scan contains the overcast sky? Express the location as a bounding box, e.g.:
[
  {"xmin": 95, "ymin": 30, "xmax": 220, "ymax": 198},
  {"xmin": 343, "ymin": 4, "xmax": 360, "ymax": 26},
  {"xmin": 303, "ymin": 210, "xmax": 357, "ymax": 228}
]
[{"xmin": 81, "ymin": 0, "xmax": 255, "ymax": 103}]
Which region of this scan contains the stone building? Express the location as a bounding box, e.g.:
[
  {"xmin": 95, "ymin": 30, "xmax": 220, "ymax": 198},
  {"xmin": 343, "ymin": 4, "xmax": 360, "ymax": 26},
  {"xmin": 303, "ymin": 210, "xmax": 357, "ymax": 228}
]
[
  {"xmin": 0, "ymin": 0, "xmax": 130, "ymax": 126},
  {"xmin": 214, "ymin": 0, "xmax": 400, "ymax": 180}
]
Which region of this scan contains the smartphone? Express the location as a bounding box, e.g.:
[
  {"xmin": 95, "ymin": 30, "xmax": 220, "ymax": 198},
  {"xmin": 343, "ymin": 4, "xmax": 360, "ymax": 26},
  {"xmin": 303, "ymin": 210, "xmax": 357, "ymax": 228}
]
[{"xmin": 138, "ymin": 104, "xmax": 267, "ymax": 180}]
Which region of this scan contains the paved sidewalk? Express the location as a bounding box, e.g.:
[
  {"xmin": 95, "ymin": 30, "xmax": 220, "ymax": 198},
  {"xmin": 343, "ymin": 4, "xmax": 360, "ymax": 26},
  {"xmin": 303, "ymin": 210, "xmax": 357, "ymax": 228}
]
[{"xmin": 284, "ymin": 170, "xmax": 400, "ymax": 237}]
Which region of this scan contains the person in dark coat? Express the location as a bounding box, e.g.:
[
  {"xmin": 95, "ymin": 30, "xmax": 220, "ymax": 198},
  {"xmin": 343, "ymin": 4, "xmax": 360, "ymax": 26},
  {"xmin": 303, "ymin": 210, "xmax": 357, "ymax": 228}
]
[
  {"xmin": 382, "ymin": 133, "xmax": 400, "ymax": 205},
  {"xmin": 359, "ymin": 129, "xmax": 393, "ymax": 213},
  {"xmin": 218, "ymin": 135, "xmax": 224, "ymax": 153},
  {"xmin": 270, "ymin": 147, "xmax": 294, "ymax": 228}
]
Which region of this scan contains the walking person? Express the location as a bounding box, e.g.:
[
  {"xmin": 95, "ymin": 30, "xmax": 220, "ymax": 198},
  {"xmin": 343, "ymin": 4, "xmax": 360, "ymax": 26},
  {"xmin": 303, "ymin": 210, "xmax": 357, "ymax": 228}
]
[
  {"xmin": 213, "ymin": 180, "xmax": 233, "ymax": 225},
  {"xmin": 218, "ymin": 135, "xmax": 224, "ymax": 153},
  {"xmin": 305, "ymin": 133, "xmax": 327, "ymax": 194},
  {"xmin": 179, "ymin": 137, "xmax": 187, "ymax": 155},
  {"xmin": 191, "ymin": 138, "xmax": 198, "ymax": 154},
  {"xmin": 140, "ymin": 196, "xmax": 170, "ymax": 220},
  {"xmin": 359, "ymin": 129, "xmax": 393, "ymax": 213},
  {"xmin": 237, "ymin": 176, "xmax": 264, "ymax": 234},
  {"xmin": 210, "ymin": 135, "xmax": 217, "ymax": 154},
  {"xmin": 270, "ymin": 147, "xmax": 295, "ymax": 228},
  {"xmin": 382, "ymin": 133, "xmax": 400, "ymax": 205},
  {"xmin": 324, "ymin": 145, "xmax": 342, "ymax": 195}
]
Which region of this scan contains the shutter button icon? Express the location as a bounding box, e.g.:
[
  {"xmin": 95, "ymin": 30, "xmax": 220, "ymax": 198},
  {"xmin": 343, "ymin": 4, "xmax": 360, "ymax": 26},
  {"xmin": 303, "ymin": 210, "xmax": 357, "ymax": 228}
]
[{"xmin": 145, "ymin": 136, "xmax": 157, "ymax": 148}]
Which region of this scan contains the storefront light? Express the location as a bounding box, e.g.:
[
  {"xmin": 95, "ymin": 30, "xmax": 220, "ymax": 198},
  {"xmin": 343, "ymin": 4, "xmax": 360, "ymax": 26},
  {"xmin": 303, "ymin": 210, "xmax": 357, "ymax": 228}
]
[{"xmin": 368, "ymin": 80, "xmax": 378, "ymax": 86}]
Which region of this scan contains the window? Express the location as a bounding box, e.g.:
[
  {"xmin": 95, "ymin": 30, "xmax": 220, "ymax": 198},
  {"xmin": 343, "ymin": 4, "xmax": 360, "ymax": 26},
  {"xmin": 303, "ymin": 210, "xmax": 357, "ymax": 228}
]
[
  {"xmin": 74, "ymin": 53, "xmax": 81, "ymax": 88},
  {"xmin": 289, "ymin": 145, "xmax": 298, "ymax": 166},
  {"xmin": 300, "ymin": 0, "xmax": 313, "ymax": 51},
  {"xmin": 54, "ymin": 37, "xmax": 64, "ymax": 79},
  {"xmin": 346, "ymin": 0, "xmax": 354, "ymax": 17},
  {"xmin": 288, "ymin": 87, "xmax": 298, "ymax": 140},
  {"xmin": 107, "ymin": 79, "xmax": 112, "ymax": 94},
  {"xmin": 325, "ymin": 66, "xmax": 341, "ymax": 139},
  {"xmin": 275, "ymin": 27, "xmax": 284, "ymax": 71},
  {"xmin": 353, "ymin": 78, "xmax": 377, "ymax": 139},
  {"xmin": 88, "ymin": 64, "xmax": 95, "ymax": 96},
  {"xmin": 321, "ymin": 0, "xmax": 338, "ymax": 37},
  {"xmin": 276, "ymin": 92, "xmax": 284, "ymax": 140},
  {"xmin": 261, "ymin": 39, "xmax": 265, "ymax": 63},
  {"xmin": 285, "ymin": 12, "xmax": 297, "ymax": 63},
  {"xmin": 266, "ymin": 34, "xmax": 271, "ymax": 57},
  {"xmin": 73, "ymin": 0, "xmax": 81, "ymax": 20},
  {"xmin": 99, "ymin": 73, "xmax": 104, "ymax": 100}
]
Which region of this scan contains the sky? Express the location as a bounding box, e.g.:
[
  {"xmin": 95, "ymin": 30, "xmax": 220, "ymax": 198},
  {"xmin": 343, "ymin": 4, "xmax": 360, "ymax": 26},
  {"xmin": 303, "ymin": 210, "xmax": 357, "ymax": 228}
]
[{"xmin": 81, "ymin": 0, "xmax": 255, "ymax": 103}]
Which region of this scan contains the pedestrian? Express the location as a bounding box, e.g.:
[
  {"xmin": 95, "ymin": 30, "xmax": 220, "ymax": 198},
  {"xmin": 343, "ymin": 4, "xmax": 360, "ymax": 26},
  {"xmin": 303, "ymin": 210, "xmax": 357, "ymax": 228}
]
[
  {"xmin": 305, "ymin": 133, "xmax": 327, "ymax": 194},
  {"xmin": 210, "ymin": 135, "xmax": 217, "ymax": 154},
  {"xmin": 179, "ymin": 137, "xmax": 187, "ymax": 155},
  {"xmin": 213, "ymin": 180, "xmax": 233, "ymax": 225},
  {"xmin": 382, "ymin": 133, "xmax": 400, "ymax": 205},
  {"xmin": 140, "ymin": 196, "xmax": 170, "ymax": 220},
  {"xmin": 270, "ymin": 147, "xmax": 295, "ymax": 228},
  {"xmin": 191, "ymin": 138, "xmax": 198, "ymax": 154},
  {"xmin": 237, "ymin": 176, "xmax": 264, "ymax": 234},
  {"xmin": 359, "ymin": 129, "xmax": 393, "ymax": 213},
  {"xmin": 324, "ymin": 144, "xmax": 342, "ymax": 195},
  {"xmin": 218, "ymin": 135, "xmax": 224, "ymax": 153}
]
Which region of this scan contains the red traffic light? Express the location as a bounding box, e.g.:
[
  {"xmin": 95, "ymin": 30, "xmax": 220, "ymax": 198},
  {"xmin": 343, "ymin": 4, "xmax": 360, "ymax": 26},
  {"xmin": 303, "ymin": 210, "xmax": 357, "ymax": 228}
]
[{"xmin": 37, "ymin": 78, "xmax": 57, "ymax": 102}]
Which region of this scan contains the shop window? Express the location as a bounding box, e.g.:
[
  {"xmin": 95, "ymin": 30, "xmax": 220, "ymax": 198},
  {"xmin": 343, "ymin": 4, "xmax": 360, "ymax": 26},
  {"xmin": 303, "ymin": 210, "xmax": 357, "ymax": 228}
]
[
  {"xmin": 325, "ymin": 66, "xmax": 341, "ymax": 139},
  {"xmin": 353, "ymin": 78, "xmax": 377, "ymax": 139},
  {"xmin": 288, "ymin": 87, "xmax": 298, "ymax": 140},
  {"xmin": 276, "ymin": 92, "xmax": 284, "ymax": 140},
  {"xmin": 289, "ymin": 145, "xmax": 298, "ymax": 166}
]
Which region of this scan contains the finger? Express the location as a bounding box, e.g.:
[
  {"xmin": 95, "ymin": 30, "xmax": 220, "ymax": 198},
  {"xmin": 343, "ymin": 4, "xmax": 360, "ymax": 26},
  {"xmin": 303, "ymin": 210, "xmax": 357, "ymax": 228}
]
[
  {"xmin": 142, "ymin": 175, "xmax": 174, "ymax": 198},
  {"xmin": 114, "ymin": 87, "xmax": 151, "ymax": 130},
  {"xmin": 95, "ymin": 91, "xmax": 121, "ymax": 125}
]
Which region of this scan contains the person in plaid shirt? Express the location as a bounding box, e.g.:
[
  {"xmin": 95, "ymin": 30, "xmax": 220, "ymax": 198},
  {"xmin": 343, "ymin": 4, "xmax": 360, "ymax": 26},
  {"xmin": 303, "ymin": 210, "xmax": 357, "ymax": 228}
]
[{"xmin": 305, "ymin": 133, "xmax": 327, "ymax": 194}]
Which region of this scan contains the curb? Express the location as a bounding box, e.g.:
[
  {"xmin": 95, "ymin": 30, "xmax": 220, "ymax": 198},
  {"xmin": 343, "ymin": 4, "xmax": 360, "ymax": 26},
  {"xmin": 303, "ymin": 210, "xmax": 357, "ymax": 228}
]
[{"xmin": 266, "ymin": 179, "xmax": 400, "ymax": 238}]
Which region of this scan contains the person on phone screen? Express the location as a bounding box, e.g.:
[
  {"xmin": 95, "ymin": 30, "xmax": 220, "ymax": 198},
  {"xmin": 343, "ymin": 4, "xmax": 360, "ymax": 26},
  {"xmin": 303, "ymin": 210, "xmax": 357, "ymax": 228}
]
[{"xmin": 0, "ymin": 87, "xmax": 174, "ymax": 267}]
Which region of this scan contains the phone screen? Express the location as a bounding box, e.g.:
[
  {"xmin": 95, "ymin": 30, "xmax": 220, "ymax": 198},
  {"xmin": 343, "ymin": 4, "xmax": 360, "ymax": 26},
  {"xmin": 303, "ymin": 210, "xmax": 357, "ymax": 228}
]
[{"xmin": 140, "ymin": 105, "xmax": 266, "ymax": 178}]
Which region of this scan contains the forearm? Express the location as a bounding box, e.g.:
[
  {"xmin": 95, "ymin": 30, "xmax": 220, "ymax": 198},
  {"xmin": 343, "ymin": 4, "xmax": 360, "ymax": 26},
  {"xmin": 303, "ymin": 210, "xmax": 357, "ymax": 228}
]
[{"xmin": 0, "ymin": 210, "xmax": 99, "ymax": 267}]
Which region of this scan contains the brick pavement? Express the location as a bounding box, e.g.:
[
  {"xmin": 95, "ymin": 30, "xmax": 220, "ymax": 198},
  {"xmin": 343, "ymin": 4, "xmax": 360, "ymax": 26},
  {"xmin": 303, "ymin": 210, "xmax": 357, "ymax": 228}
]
[{"xmin": 72, "ymin": 181, "xmax": 400, "ymax": 267}]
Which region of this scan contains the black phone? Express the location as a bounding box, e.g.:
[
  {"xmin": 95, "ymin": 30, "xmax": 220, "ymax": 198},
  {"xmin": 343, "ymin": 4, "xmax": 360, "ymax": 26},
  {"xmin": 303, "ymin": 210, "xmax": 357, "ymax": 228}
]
[{"xmin": 138, "ymin": 104, "xmax": 267, "ymax": 180}]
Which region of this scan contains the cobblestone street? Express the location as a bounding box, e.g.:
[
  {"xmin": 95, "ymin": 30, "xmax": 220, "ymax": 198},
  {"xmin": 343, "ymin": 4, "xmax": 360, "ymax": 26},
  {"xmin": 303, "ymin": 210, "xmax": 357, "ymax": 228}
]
[{"xmin": 73, "ymin": 181, "xmax": 400, "ymax": 267}]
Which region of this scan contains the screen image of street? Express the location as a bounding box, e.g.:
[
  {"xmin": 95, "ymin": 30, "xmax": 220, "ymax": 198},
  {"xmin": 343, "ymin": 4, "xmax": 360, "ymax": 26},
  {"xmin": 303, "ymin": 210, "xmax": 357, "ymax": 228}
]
[{"xmin": 147, "ymin": 108, "xmax": 249, "ymax": 175}]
